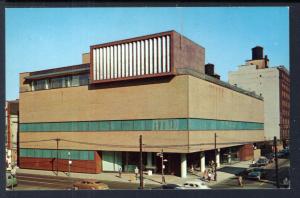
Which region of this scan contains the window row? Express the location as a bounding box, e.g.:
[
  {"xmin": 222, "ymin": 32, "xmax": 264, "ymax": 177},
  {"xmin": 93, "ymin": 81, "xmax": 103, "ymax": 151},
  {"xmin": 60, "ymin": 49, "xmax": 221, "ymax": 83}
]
[
  {"xmin": 20, "ymin": 148, "xmax": 94, "ymax": 160},
  {"xmin": 20, "ymin": 118, "xmax": 264, "ymax": 132},
  {"xmin": 31, "ymin": 73, "xmax": 89, "ymax": 91}
]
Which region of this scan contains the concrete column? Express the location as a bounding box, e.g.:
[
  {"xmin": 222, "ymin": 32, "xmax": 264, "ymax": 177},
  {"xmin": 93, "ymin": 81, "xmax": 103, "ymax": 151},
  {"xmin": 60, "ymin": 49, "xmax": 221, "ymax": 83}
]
[
  {"xmin": 200, "ymin": 152, "xmax": 205, "ymax": 172},
  {"xmin": 147, "ymin": 152, "xmax": 152, "ymax": 167},
  {"xmin": 180, "ymin": 153, "xmax": 187, "ymax": 178},
  {"xmin": 216, "ymin": 149, "xmax": 220, "ymax": 168}
]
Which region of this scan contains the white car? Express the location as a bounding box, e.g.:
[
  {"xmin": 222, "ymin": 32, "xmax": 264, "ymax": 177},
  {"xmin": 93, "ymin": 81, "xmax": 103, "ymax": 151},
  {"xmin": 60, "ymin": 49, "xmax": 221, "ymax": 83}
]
[{"xmin": 180, "ymin": 181, "xmax": 211, "ymax": 189}]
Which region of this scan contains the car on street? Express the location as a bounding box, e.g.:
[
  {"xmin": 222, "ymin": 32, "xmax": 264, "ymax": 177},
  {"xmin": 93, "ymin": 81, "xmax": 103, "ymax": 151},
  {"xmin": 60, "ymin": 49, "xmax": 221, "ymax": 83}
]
[
  {"xmin": 279, "ymin": 148, "xmax": 289, "ymax": 158},
  {"xmin": 247, "ymin": 167, "xmax": 266, "ymax": 181},
  {"xmin": 250, "ymin": 157, "xmax": 269, "ymax": 167},
  {"xmin": 266, "ymin": 153, "xmax": 275, "ymax": 163},
  {"xmin": 73, "ymin": 179, "xmax": 109, "ymax": 190},
  {"xmin": 6, "ymin": 172, "xmax": 17, "ymax": 188},
  {"xmin": 237, "ymin": 168, "xmax": 253, "ymax": 178},
  {"xmin": 161, "ymin": 184, "xmax": 182, "ymax": 189},
  {"xmin": 181, "ymin": 181, "xmax": 211, "ymax": 189}
]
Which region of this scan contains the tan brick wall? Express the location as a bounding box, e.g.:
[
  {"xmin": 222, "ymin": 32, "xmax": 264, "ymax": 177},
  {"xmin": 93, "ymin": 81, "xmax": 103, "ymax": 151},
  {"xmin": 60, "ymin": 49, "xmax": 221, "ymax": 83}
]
[
  {"xmin": 20, "ymin": 75, "xmax": 189, "ymax": 123},
  {"xmin": 188, "ymin": 75, "xmax": 264, "ymax": 123},
  {"xmin": 20, "ymin": 131, "xmax": 189, "ymax": 153},
  {"xmin": 82, "ymin": 53, "xmax": 90, "ymax": 64},
  {"xmin": 19, "ymin": 72, "xmax": 31, "ymax": 93},
  {"xmin": 189, "ymin": 130, "xmax": 265, "ymax": 152}
]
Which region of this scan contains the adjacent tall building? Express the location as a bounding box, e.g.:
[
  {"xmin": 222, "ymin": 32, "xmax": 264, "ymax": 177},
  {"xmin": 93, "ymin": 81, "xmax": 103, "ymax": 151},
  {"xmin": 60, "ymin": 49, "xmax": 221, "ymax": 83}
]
[
  {"xmin": 5, "ymin": 100, "xmax": 19, "ymax": 169},
  {"xmin": 19, "ymin": 31, "xmax": 265, "ymax": 177},
  {"xmin": 228, "ymin": 46, "xmax": 290, "ymax": 145}
]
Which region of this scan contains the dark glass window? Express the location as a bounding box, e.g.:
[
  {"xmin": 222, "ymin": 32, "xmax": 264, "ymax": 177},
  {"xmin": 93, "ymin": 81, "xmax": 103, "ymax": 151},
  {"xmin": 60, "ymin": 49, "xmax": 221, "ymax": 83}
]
[
  {"xmin": 50, "ymin": 77, "xmax": 67, "ymax": 89},
  {"xmin": 33, "ymin": 79, "xmax": 47, "ymax": 90},
  {"xmin": 79, "ymin": 73, "xmax": 89, "ymax": 86},
  {"xmin": 71, "ymin": 75, "xmax": 80, "ymax": 87}
]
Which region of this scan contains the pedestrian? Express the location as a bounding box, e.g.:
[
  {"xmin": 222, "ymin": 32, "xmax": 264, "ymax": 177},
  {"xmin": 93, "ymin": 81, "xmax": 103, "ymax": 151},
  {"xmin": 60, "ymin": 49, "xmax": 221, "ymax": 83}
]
[
  {"xmin": 208, "ymin": 170, "xmax": 212, "ymax": 182},
  {"xmin": 191, "ymin": 164, "xmax": 194, "ymax": 173},
  {"xmin": 238, "ymin": 175, "xmax": 243, "ymax": 187},
  {"xmin": 283, "ymin": 177, "xmax": 289, "ymax": 188},
  {"xmin": 118, "ymin": 167, "xmax": 122, "ymax": 178},
  {"xmin": 202, "ymin": 169, "xmax": 207, "ymax": 180},
  {"xmin": 211, "ymin": 160, "xmax": 215, "ymax": 173},
  {"xmin": 134, "ymin": 166, "xmax": 139, "ymax": 180}
]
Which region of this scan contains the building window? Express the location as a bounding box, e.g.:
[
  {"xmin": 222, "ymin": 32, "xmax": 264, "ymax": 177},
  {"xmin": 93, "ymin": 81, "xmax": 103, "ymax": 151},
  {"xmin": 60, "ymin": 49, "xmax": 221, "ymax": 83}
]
[
  {"xmin": 71, "ymin": 75, "xmax": 80, "ymax": 87},
  {"xmin": 32, "ymin": 79, "xmax": 48, "ymax": 91},
  {"xmin": 31, "ymin": 73, "xmax": 89, "ymax": 91},
  {"xmin": 50, "ymin": 77, "xmax": 67, "ymax": 89},
  {"xmin": 79, "ymin": 73, "xmax": 89, "ymax": 86}
]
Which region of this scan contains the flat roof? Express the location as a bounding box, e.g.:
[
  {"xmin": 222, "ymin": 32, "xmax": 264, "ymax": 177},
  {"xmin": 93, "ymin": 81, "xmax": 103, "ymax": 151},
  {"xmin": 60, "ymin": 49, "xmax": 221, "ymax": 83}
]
[
  {"xmin": 176, "ymin": 67, "xmax": 264, "ymax": 100},
  {"xmin": 24, "ymin": 63, "xmax": 90, "ymax": 80}
]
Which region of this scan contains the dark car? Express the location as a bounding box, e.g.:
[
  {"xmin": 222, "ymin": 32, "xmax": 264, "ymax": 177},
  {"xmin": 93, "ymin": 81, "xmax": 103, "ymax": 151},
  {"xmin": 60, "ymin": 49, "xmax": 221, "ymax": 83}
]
[
  {"xmin": 276, "ymin": 151, "xmax": 286, "ymax": 158},
  {"xmin": 251, "ymin": 157, "xmax": 269, "ymax": 167},
  {"xmin": 161, "ymin": 184, "xmax": 182, "ymax": 189},
  {"xmin": 237, "ymin": 168, "xmax": 254, "ymax": 178},
  {"xmin": 247, "ymin": 168, "xmax": 266, "ymax": 181},
  {"xmin": 266, "ymin": 153, "xmax": 275, "ymax": 163}
]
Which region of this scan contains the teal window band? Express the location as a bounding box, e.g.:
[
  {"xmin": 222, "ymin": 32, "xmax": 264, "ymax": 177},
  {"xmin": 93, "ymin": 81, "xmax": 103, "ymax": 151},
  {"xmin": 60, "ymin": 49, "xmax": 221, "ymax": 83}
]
[
  {"xmin": 20, "ymin": 118, "xmax": 263, "ymax": 132},
  {"xmin": 19, "ymin": 149, "xmax": 94, "ymax": 160}
]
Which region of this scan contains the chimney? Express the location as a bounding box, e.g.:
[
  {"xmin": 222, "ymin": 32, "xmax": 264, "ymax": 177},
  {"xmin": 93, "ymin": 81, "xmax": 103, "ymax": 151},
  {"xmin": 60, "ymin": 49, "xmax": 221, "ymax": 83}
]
[
  {"xmin": 205, "ymin": 63, "xmax": 214, "ymax": 76},
  {"xmin": 205, "ymin": 63, "xmax": 221, "ymax": 80},
  {"xmin": 252, "ymin": 46, "xmax": 263, "ymax": 60}
]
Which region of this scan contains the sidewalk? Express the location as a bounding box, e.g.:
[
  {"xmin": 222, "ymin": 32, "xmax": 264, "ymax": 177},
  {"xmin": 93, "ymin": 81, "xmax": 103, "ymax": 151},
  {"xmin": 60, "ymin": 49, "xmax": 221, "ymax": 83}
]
[{"xmin": 17, "ymin": 160, "xmax": 252, "ymax": 187}]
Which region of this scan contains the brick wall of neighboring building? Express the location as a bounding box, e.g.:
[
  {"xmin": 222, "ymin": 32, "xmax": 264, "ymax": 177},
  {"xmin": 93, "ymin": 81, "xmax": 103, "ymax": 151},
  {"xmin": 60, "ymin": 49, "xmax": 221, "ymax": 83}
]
[
  {"xmin": 278, "ymin": 67, "xmax": 290, "ymax": 145},
  {"xmin": 238, "ymin": 144, "xmax": 254, "ymax": 161},
  {"xmin": 19, "ymin": 151, "xmax": 102, "ymax": 174}
]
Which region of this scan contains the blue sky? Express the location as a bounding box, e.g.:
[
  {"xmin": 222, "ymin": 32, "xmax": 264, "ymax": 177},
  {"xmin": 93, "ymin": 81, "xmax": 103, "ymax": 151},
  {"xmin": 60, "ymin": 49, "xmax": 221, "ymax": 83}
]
[{"xmin": 5, "ymin": 7, "xmax": 289, "ymax": 100}]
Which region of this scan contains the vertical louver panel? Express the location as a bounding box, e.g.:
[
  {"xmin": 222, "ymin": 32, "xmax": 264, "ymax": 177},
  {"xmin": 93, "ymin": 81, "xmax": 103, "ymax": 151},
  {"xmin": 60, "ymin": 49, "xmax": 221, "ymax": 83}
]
[{"xmin": 91, "ymin": 33, "xmax": 172, "ymax": 83}]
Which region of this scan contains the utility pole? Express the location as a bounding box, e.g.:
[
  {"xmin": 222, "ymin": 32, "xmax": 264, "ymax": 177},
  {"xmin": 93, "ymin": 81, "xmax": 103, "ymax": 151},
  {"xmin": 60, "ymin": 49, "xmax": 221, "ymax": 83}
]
[
  {"xmin": 214, "ymin": 133, "xmax": 217, "ymax": 182},
  {"xmin": 139, "ymin": 135, "xmax": 144, "ymax": 189},
  {"xmin": 274, "ymin": 136, "xmax": 280, "ymax": 188},
  {"xmin": 161, "ymin": 149, "xmax": 166, "ymax": 184},
  {"xmin": 56, "ymin": 138, "xmax": 60, "ymax": 176}
]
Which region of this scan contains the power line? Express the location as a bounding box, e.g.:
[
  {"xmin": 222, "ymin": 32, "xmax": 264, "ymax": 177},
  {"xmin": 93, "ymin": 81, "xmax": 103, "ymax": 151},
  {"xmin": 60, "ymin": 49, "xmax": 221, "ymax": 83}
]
[{"xmin": 19, "ymin": 138, "xmax": 263, "ymax": 149}]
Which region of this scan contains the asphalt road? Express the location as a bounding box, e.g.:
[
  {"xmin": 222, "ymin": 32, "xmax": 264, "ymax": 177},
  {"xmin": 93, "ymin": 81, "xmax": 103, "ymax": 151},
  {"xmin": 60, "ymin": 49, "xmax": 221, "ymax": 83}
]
[
  {"xmin": 10, "ymin": 158, "xmax": 290, "ymax": 190},
  {"xmin": 13, "ymin": 173, "xmax": 160, "ymax": 190},
  {"xmin": 211, "ymin": 158, "xmax": 290, "ymax": 189}
]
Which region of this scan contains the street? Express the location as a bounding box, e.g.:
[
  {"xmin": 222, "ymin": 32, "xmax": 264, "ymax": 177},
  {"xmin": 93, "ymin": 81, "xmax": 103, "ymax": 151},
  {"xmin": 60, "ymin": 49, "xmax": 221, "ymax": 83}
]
[
  {"xmin": 14, "ymin": 173, "xmax": 160, "ymax": 190},
  {"xmin": 211, "ymin": 158, "xmax": 290, "ymax": 189},
  {"xmin": 9, "ymin": 158, "xmax": 289, "ymax": 190}
]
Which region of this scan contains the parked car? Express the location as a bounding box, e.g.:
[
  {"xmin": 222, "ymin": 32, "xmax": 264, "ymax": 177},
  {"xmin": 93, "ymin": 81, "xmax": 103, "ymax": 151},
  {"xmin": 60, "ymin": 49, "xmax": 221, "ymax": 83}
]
[
  {"xmin": 266, "ymin": 153, "xmax": 275, "ymax": 163},
  {"xmin": 73, "ymin": 179, "xmax": 109, "ymax": 190},
  {"xmin": 280, "ymin": 148, "xmax": 289, "ymax": 157},
  {"xmin": 181, "ymin": 181, "xmax": 211, "ymax": 189},
  {"xmin": 251, "ymin": 157, "xmax": 269, "ymax": 167},
  {"xmin": 247, "ymin": 168, "xmax": 266, "ymax": 181},
  {"xmin": 237, "ymin": 168, "xmax": 254, "ymax": 178},
  {"xmin": 161, "ymin": 184, "xmax": 182, "ymax": 189},
  {"xmin": 6, "ymin": 172, "xmax": 17, "ymax": 188}
]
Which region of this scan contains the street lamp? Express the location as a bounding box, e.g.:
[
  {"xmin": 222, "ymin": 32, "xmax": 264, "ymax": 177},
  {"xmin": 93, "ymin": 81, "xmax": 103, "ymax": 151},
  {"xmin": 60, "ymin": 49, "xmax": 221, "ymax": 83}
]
[
  {"xmin": 156, "ymin": 149, "xmax": 168, "ymax": 184},
  {"xmin": 68, "ymin": 152, "xmax": 71, "ymax": 176}
]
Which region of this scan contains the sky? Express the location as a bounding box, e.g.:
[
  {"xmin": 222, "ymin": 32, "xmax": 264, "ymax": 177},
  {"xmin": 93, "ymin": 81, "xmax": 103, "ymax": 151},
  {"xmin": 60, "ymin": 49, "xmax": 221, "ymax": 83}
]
[{"xmin": 5, "ymin": 7, "xmax": 289, "ymax": 100}]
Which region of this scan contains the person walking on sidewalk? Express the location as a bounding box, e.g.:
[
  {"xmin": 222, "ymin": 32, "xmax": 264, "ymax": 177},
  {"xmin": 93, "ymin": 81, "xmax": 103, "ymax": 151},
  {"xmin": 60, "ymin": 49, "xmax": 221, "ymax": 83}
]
[
  {"xmin": 202, "ymin": 169, "xmax": 207, "ymax": 181},
  {"xmin": 208, "ymin": 170, "xmax": 212, "ymax": 183},
  {"xmin": 238, "ymin": 175, "xmax": 244, "ymax": 187},
  {"xmin": 134, "ymin": 166, "xmax": 139, "ymax": 180},
  {"xmin": 118, "ymin": 167, "xmax": 122, "ymax": 178}
]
